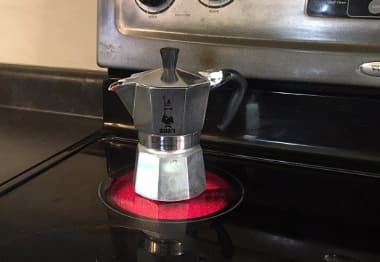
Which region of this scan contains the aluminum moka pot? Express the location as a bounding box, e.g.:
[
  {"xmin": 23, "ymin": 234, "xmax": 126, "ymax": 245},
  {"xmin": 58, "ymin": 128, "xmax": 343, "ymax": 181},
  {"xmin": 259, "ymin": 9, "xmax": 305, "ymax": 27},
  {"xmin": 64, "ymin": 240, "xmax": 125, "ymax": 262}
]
[{"xmin": 109, "ymin": 47, "xmax": 247, "ymax": 202}]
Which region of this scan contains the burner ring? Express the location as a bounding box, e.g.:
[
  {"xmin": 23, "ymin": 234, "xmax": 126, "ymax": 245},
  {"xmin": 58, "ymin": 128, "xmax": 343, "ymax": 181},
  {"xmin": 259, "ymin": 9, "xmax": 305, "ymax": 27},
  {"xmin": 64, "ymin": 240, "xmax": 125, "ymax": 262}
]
[{"xmin": 98, "ymin": 167, "xmax": 244, "ymax": 223}]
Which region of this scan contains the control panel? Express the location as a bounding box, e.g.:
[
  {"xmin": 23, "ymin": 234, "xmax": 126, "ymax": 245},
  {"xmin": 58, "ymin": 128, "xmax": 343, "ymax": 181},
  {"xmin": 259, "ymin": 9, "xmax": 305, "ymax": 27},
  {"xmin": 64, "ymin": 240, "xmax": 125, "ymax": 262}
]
[
  {"xmin": 116, "ymin": 0, "xmax": 380, "ymax": 46},
  {"xmin": 307, "ymin": 0, "xmax": 380, "ymax": 18},
  {"xmin": 134, "ymin": 0, "xmax": 234, "ymax": 12},
  {"xmin": 135, "ymin": 0, "xmax": 175, "ymax": 14},
  {"xmin": 98, "ymin": 0, "xmax": 380, "ymax": 88},
  {"xmin": 116, "ymin": 0, "xmax": 245, "ymax": 42}
]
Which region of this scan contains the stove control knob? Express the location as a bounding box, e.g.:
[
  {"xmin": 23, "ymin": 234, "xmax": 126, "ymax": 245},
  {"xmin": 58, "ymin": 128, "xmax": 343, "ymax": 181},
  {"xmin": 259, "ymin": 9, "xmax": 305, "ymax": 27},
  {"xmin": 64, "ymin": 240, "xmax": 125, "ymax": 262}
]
[
  {"xmin": 369, "ymin": 0, "xmax": 380, "ymax": 15},
  {"xmin": 199, "ymin": 0, "xmax": 233, "ymax": 8},
  {"xmin": 139, "ymin": 0, "xmax": 166, "ymax": 7},
  {"xmin": 136, "ymin": 0, "xmax": 175, "ymax": 13}
]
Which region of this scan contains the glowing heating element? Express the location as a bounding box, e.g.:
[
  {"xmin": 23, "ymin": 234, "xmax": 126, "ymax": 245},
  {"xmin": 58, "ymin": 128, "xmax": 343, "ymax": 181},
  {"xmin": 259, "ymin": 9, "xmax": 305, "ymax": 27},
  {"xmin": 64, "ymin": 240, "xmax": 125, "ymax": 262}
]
[{"xmin": 109, "ymin": 170, "xmax": 237, "ymax": 220}]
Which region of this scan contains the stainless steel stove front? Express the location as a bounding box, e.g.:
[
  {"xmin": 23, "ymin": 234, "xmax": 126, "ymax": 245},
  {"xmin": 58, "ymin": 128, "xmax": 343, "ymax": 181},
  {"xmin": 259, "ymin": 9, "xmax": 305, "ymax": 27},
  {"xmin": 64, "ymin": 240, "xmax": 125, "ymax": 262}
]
[{"xmin": 98, "ymin": 0, "xmax": 380, "ymax": 87}]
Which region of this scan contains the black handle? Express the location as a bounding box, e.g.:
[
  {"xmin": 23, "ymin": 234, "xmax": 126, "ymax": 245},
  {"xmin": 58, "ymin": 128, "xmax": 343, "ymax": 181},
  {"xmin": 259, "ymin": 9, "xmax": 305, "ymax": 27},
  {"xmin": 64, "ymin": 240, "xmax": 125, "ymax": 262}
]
[
  {"xmin": 213, "ymin": 69, "xmax": 247, "ymax": 131},
  {"xmin": 160, "ymin": 47, "xmax": 179, "ymax": 83}
]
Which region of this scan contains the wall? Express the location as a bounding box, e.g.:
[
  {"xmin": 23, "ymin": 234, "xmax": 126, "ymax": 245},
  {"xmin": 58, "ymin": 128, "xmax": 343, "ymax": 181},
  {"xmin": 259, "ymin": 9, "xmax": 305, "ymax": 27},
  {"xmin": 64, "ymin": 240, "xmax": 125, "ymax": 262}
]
[{"xmin": 0, "ymin": 0, "xmax": 103, "ymax": 71}]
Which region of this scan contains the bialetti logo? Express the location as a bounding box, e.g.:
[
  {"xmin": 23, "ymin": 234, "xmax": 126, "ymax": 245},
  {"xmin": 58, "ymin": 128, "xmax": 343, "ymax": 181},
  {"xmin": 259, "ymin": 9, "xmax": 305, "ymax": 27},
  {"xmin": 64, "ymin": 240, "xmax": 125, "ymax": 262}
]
[{"xmin": 160, "ymin": 96, "xmax": 176, "ymax": 134}]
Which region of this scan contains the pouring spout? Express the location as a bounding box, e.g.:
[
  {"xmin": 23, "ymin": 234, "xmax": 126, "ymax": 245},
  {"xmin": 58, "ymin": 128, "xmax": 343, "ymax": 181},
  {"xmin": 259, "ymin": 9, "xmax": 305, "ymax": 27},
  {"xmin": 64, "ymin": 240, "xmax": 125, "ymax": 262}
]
[
  {"xmin": 108, "ymin": 79, "xmax": 135, "ymax": 91},
  {"xmin": 108, "ymin": 79, "xmax": 137, "ymax": 117}
]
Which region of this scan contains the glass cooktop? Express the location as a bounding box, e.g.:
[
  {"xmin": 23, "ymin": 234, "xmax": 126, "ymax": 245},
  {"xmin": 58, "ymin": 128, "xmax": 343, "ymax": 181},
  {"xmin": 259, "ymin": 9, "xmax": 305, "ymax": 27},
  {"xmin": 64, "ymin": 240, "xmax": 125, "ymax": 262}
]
[{"xmin": 1, "ymin": 137, "xmax": 380, "ymax": 261}]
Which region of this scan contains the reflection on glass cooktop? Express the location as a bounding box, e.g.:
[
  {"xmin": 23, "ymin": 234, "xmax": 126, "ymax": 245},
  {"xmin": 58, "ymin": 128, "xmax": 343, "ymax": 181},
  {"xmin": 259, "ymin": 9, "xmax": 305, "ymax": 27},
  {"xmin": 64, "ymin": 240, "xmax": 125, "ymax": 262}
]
[{"xmin": 0, "ymin": 137, "xmax": 380, "ymax": 261}]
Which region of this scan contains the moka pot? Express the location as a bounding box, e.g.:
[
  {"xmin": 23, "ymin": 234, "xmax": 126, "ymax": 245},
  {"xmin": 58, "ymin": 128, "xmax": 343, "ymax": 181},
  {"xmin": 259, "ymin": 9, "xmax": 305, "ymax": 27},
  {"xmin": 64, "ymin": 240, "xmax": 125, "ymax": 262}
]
[{"xmin": 109, "ymin": 47, "xmax": 247, "ymax": 202}]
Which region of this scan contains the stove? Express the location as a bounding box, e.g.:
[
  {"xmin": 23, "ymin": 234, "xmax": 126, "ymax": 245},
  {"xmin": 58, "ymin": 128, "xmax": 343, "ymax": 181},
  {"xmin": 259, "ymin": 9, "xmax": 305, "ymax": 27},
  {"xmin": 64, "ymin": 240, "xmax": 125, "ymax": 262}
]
[
  {"xmin": 1, "ymin": 0, "xmax": 380, "ymax": 261},
  {"xmin": 2, "ymin": 67, "xmax": 380, "ymax": 261}
]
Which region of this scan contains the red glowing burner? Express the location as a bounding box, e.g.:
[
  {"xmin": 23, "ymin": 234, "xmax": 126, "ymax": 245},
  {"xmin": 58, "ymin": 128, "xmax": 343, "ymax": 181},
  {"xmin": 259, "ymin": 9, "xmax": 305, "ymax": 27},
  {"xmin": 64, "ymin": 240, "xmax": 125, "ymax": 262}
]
[{"xmin": 109, "ymin": 170, "xmax": 239, "ymax": 221}]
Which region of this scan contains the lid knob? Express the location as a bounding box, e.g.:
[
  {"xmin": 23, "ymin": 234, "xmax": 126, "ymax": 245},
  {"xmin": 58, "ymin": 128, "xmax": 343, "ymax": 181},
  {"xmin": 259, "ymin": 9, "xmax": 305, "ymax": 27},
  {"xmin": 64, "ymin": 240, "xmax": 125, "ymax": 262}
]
[{"xmin": 160, "ymin": 47, "xmax": 179, "ymax": 83}]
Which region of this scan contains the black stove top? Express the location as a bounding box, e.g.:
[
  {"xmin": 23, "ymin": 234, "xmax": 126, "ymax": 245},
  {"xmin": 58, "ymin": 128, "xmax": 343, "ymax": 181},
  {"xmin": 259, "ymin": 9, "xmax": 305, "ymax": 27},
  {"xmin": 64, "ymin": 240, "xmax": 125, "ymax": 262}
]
[{"xmin": 1, "ymin": 136, "xmax": 380, "ymax": 262}]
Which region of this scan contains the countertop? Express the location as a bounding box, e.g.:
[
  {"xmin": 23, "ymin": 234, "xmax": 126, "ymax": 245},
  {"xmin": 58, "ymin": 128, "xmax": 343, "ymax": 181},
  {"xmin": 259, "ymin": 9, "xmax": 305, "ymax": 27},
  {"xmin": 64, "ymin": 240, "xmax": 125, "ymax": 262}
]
[{"xmin": 0, "ymin": 107, "xmax": 102, "ymax": 184}]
